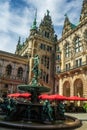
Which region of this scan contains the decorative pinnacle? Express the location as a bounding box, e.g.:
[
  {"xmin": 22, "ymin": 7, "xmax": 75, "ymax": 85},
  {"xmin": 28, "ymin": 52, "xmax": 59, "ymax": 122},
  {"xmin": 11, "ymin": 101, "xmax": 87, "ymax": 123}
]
[
  {"xmin": 31, "ymin": 9, "xmax": 37, "ymax": 30},
  {"xmin": 18, "ymin": 36, "xmax": 21, "ymax": 44},
  {"xmin": 47, "ymin": 10, "xmax": 50, "ymax": 16},
  {"xmin": 64, "ymin": 13, "xmax": 67, "ymax": 17}
]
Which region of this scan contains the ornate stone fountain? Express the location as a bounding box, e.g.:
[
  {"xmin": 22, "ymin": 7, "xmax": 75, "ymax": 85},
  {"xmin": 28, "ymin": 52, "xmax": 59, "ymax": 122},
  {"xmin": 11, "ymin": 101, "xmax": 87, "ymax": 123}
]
[{"xmin": 0, "ymin": 55, "xmax": 82, "ymax": 129}]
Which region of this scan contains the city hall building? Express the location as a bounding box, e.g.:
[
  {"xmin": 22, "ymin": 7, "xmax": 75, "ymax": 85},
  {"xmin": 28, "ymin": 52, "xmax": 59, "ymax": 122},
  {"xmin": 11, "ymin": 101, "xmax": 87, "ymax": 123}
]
[{"xmin": 0, "ymin": 0, "xmax": 87, "ymax": 100}]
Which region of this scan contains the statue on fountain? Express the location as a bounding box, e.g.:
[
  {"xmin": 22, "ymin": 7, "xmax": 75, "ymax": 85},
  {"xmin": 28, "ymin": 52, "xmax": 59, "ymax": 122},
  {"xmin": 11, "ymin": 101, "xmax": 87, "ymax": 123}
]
[
  {"xmin": 5, "ymin": 98, "xmax": 17, "ymax": 120},
  {"xmin": 57, "ymin": 101, "xmax": 65, "ymax": 120},
  {"xmin": 42, "ymin": 100, "xmax": 53, "ymax": 122},
  {"xmin": 31, "ymin": 54, "xmax": 40, "ymax": 86}
]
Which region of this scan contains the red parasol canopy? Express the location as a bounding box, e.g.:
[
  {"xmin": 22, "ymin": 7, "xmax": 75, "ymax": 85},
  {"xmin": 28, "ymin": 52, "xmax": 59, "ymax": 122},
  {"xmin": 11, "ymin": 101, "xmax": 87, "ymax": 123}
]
[
  {"xmin": 8, "ymin": 92, "xmax": 31, "ymax": 98},
  {"xmin": 49, "ymin": 94, "xmax": 68, "ymax": 100},
  {"xmin": 8, "ymin": 93, "xmax": 21, "ymax": 98},
  {"xmin": 67, "ymin": 96, "xmax": 87, "ymax": 101},
  {"xmin": 39, "ymin": 94, "xmax": 67, "ymax": 100},
  {"xmin": 19, "ymin": 92, "xmax": 31, "ymax": 98},
  {"xmin": 38, "ymin": 94, "xmax": 49, "ymax": 99}
]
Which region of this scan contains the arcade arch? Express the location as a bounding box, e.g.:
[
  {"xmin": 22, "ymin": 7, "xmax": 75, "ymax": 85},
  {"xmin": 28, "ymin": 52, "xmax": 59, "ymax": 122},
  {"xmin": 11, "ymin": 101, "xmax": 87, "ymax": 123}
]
[
  {"xmin": 63, "ymin": 81, "xmax": 70, "ymax": 97},
  {"xmin": 74, "ymin": 79, "xmax": 83, "ymax": 97}
]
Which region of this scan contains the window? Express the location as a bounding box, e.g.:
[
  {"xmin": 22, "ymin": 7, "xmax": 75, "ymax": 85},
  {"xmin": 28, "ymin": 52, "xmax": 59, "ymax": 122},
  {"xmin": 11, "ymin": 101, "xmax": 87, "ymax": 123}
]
[
  {"xmin": 41, "ymin": 56, "xmax": 44, "ymax": 64},
  {"xmin": 56, "ymin": 66, "xmax": 60, "ymax": 73},
  {"xmin": 47, "ymin": 46, "xmax": 52, "ymax": 52},
  {"xmin": 41, "ymin": 55, "xmax": 50, "ymax": 69},
  {"xmin": 4, "ymin": 84, "xmax": 8, "ymax": 88},
  {"xmin": 6, "ymin": 64, "xmax": 12, "ymax": 76},
  {"xmin": 17, "ymin": 67, "xmax": 23, "ymax": 78},
  {"xmin": 56, "ymin": 55, "xmax": 60, "ymax": 60},
  {"xmin": 84, "ymin": 30, "xmax": 87, "ymax": 40},
  {"xmin": 45, "ymin": 31, "xmax": 49, "ymax": 38},
  {"xmin": 56, "ymin": 46, "xmax": 60, "ymax": 52},
  {"xmin": 46, "ymin": 74, "xmax": 49, "ymax": 83},
  {"xmin": 40, "ymin": 43, "xmax": 46, "ymax": 50},
  {"xmin": 65, "ymin": 43, "xmax": 71, "ymax": 58},
  {"xmin": 74, "ymin": 37, "xmax": 82, "ymax": 53},
  {"xmin": 43, "ymin": 72, "xmax": 46, "ymax": 82},
  {"xmin": 66, "ymin": 63, "xmax": 70, "ymax": 70},
  {"xmin": 75, "ymin": 58, "xmax": 82, "ymax": 67},
  {"xmin": 47, "ymin": 57, "xmax": 49, "ymax": 69},
  {"xmin": 40, "ymin": 69, "xmax": 43, "ymax": 79}
]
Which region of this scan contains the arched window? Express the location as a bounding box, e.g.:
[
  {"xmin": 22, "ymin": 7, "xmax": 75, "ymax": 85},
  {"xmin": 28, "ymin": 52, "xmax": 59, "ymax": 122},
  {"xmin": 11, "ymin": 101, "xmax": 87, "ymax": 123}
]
[
  {"xmin": 65, "ymin": 43, "xmax": 71, "ymax": 58},
  {"xmin": 17, "ymin": 67, "xmax": 23, "ymax": 78},
  {"xmin": 6, "ymin": 64, "xmax": 12, "ymax": 76},
  {"xmin": 74, "ymin": 37, "xmax": 82, "ymax": 53}
]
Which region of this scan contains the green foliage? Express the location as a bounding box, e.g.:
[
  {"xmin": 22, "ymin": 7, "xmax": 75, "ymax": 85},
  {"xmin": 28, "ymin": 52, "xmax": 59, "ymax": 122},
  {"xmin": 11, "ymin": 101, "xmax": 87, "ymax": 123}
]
[{"xmin": 83, "ymin": 103, "xmax": 87, "ymax": 112}]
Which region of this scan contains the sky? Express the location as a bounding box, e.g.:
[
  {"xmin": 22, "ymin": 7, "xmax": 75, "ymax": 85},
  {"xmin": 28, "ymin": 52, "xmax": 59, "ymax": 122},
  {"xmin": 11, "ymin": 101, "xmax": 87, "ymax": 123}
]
[{"xmin": 0, "ymin": 0, "xmax": 83, "ymax": 53}]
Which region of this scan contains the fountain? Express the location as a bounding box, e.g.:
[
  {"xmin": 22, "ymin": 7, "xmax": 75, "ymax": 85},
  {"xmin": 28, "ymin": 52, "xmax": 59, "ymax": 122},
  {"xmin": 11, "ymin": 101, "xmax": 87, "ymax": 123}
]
[{"xmin": 0, "ymin": 55, "xmax": 82, "ymax": 130}]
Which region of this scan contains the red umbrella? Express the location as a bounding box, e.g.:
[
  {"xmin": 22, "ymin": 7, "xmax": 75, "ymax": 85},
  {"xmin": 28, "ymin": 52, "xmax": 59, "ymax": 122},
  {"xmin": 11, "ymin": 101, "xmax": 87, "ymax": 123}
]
[
  {"xmin": 8, "ymin": 92, "xmax": 31, "ymax": 98},
  {"xmin": 19, "ymin": 93, "xmax": 31, "ymax": 98},
  {"xmin": 49, "ymin": 94, "xmax": 68, "ymax": 100},
  {"xmin": 67, "ymin": 96, "xmax": 87, "ymax": 101},
  {"xmin": 8, "ymin": 93, "xmax": 21, "ymax": 98},
  {"xmin": 38, "ymin": 94, "xmax": 49, "ymax": 99},
  {"xmin": 39, "ymin": 94, "xmax": 67, "ymax": 100}
]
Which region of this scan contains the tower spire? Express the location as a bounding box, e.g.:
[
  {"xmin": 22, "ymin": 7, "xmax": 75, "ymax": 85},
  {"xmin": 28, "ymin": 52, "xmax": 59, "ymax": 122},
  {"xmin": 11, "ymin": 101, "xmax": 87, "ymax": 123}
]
[
  {"xmin": 31, "ymin": 9, "xmax": 37, "ymax": 30},
  {"xmin": 18, "ymin": 36, "xmax": 21, "ymax": 45}
]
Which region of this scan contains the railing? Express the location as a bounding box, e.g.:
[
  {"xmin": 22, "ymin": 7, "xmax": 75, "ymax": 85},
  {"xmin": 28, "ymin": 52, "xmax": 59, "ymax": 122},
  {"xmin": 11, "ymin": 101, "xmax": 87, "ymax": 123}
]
[
  {"xmin": 56, "ymin": 61, "xmax": 87, "ymax": 74},
  {"xmin": 0, "ymin": 73, "xmax": 27, "ymax": 82}
]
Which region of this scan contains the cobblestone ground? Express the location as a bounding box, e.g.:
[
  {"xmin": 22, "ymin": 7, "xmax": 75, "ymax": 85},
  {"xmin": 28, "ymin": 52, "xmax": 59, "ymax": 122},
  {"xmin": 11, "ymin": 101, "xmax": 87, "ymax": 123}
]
[
  {"xmin": 65, "ymin": 113, "xmax": 87, "ymax": 130},
  {"xmin": 76, "ymin": 121, "xmax": 87, "ymax": 130}
]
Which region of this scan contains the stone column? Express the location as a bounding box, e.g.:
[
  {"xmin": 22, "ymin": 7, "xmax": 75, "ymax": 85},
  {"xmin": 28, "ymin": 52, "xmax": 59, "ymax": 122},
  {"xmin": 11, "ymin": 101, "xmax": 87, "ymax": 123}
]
[{"xmin": 59, "ymin": 78, "xmax": 63, "ymax": 95}]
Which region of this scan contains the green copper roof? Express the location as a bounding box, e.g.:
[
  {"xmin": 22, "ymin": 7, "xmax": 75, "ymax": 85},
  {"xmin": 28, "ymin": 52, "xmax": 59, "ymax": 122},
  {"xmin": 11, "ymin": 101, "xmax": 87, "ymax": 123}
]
[{"xmin": 70, "ymin": 23, "xmax": 76, "ymax": 29}]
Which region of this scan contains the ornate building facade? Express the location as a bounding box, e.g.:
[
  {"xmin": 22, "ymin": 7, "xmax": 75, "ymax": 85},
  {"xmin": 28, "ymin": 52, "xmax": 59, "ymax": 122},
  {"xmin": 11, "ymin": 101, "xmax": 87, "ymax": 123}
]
[
  {"xmin": 0, "ymin": 0, "xmax": 87, "ymax": 99},
  {"xmin": 0, "ymin": 50, "xmax": 28, "ymax": 97},
  {"xmin": 55, "ymin": 0, "xmax": 87, "ymax": 99},
  {"xmin": 15, "ymin": 10, "xmax": 57, "ymax": 93}
]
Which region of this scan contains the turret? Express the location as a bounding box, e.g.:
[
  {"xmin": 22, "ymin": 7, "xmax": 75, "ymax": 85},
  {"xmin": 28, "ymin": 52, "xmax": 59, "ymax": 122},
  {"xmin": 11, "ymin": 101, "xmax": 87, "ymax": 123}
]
[
  {"xmin": 80, "ymin": 0, "xmax": 87, "ymax": 22},
  {"xmin": 30, "ymin": 10, "xmax": 38, "ymax": 37},
  {"xmin": 39, "ymin": 10, "xmax": 55, "ymax": 41},
  {"xmin": 15, "ymin": 36, "xmax": 22, "ymax": 54},
  {"xmin": 62, "ymin": 14, "xmax": 76, "ymax": 36}
]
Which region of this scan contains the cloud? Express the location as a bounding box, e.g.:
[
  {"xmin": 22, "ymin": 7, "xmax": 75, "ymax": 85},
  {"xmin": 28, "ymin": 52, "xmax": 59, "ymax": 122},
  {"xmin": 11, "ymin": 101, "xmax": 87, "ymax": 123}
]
[
  {"xmin": 16, "ymin": 0, "xmax": 83, "ymax": 36},
  {"xmin": 0, "ymin": 0, "xmax": 83, "ymax": 53},
  {"xmin": 0, "ymin": 0, "xmax": 32, "ymax": 53}
]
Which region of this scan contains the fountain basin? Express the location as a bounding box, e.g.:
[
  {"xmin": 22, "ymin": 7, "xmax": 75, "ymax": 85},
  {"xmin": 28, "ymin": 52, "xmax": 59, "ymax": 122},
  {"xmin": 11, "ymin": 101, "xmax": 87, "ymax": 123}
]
[{"xmin": 0, "ymin": 115, "xmax": 82, "ymax": 130}]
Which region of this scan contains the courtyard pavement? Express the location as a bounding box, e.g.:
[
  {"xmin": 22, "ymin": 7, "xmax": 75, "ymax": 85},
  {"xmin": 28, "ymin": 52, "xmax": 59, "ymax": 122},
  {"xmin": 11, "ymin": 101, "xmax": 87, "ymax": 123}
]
[{"xmin": 65, "ymin": 113, "xmax": 87, "ymax": 130}]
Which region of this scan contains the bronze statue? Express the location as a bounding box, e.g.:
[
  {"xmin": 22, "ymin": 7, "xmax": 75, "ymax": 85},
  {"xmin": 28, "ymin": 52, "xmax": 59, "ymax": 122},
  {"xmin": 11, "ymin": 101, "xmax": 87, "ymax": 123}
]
[{"xmin": 42, "ymin": 100, "xmax": 53, "ymax": 122}]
